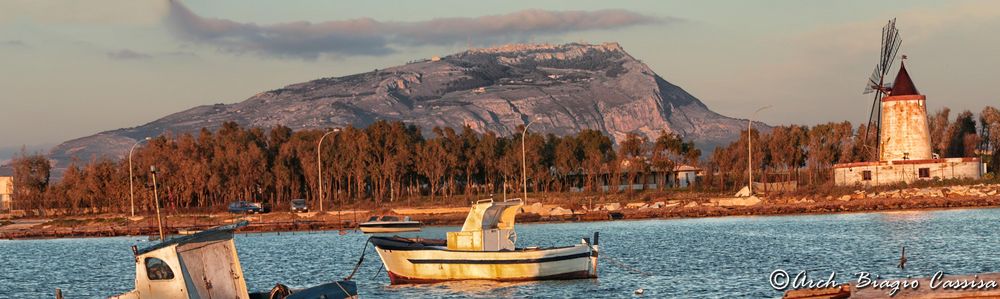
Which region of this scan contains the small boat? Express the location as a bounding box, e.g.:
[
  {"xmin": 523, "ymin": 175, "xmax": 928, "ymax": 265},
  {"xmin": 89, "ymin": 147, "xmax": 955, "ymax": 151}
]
[
  {"xmin": 359, "ymin": 215, "xmax": 422, "ymax": 233},
  {"xmin": 109, "ymin": 221, "xmax": 358, "ymax": 299},
  {"xmin": 370, "ymin": 198, "xmax": 600, "ymax": 284},
  {"xmin": 177, "ymin": 229, "xmax": 202, "ymax": 235}
]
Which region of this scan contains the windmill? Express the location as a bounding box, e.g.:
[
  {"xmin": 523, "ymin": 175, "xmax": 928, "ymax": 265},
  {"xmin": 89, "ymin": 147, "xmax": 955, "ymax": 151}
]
[{"xmin": 862, "ymin": 18, "xmax": 902, "ymax": 161}]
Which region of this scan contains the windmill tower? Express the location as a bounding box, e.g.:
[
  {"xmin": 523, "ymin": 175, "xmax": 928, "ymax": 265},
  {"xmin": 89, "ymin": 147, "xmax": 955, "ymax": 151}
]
[
  {"xmin": 877, "ymin": 57, "xmax": 932, "ymax": 161},
  {"xmin": 860, "ymin": 19, "xmax": 932, "ymax": 162}
]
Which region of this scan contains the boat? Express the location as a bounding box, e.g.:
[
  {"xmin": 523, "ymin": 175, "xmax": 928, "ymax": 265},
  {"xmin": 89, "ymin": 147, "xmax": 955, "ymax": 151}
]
[
  {"xmin": 359, "ymin": 215, "xmax": 422, "ymax": 233},
  {"xmin": 109, "ymin": 221, "xmax": 358, "ymax": 299},
  {"xmin": 370, "ymin": 198, "xmax": 600, "ymax": 284}
]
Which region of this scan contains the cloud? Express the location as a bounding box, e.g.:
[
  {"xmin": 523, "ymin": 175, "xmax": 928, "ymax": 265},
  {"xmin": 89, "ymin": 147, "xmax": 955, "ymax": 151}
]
[
  {"xmin": 106, "ymin": 49, "xmax": 152, "ymax": 60},
  {"xmin": 0, "ymin": 0, "xmax": 167, "ymax": 25},
  {"xmin": 0, "ymin": 40, "xmax": 28, "ymax": 48},
  {"xmin": 165, "ymin": 0, "xmax": 664, "ymax": 59}
]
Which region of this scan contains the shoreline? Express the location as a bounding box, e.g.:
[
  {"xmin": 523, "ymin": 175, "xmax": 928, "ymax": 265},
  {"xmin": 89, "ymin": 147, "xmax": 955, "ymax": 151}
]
[{"xmin": 4, "ymin": 190, "xmax": 1000, "ymax": 240}]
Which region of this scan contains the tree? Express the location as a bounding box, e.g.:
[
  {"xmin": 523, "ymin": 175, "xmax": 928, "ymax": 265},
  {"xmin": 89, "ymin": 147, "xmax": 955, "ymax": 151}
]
[
  {"xmin": 11, "ymin": 150, "xmax": 51, "ymax": 212},
  {"xmin": 416, "ymin": 139, "xmax": 448, "ymax": 201}
]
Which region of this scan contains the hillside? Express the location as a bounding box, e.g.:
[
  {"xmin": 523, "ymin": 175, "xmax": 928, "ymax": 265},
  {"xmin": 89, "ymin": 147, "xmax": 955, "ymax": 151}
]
[{"xmin": 50, "ymin": 42, "xmax": 749, "ymax": 166}]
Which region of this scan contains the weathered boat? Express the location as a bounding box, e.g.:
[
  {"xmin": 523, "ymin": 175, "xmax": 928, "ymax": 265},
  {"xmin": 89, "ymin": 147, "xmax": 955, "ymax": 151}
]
[
  {"xmin": 359, "ymin": 215, "xmax": 422, "ymax": 233},
  {"xmin": 109, "ymin": 221, "xmax": 358, "ymax": 299},
  {"xmin": 370, "ymin": 198, "xmax": 600, "ymax": 284}
]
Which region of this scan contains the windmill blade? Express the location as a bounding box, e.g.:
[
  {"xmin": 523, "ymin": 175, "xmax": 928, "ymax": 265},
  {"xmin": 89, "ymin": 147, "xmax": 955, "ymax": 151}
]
[
  {"xmin": 862, "ymin": 91, "xmax": 882, "ymax": 155},
  {"xmin": 864, "ymin": 65, "xmax": 881, "ymax": 94},
  {"xmin": 877, "ymin": 19, "xmax": 902, "ymax": 79}
]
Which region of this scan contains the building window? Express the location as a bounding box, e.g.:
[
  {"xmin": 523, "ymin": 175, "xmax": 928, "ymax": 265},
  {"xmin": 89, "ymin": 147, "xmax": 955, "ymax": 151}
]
[
  {"xmin": 862, "ymin": 170, "xmax": 872, "ymax": 181},
  {"xmin": 145, "ymin": 257, "xmax": 174, "ymax": 280},
  {"xmin": 918, "ymin": 168, "xmax": 930, "ymax": 178}
]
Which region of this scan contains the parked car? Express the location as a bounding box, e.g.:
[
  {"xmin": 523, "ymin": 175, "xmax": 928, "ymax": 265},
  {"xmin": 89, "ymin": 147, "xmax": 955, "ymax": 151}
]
[
  {"xmin": 228, "ymin": 201, "xmax": 260, "ymax": 214},
  {"xmin": 290, "ymin": 198, "xmax": 309, "ymax": 213},
  {"xmin": 253, "ymin": 202, "xmax": 272, "ymax": 213}
]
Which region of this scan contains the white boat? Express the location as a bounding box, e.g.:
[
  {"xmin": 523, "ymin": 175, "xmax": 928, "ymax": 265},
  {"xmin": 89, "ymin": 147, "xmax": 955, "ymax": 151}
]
[
  {"xmin": 370, "ymin": 198, "xmax": 600, "ymax": 284},
  {"xmin": 359, "ymin": 215, "xmax": 422, "ymax": 233},
  {"xmin": 109, "ymin": 221, "xmax": 358, "ymax": 299}
]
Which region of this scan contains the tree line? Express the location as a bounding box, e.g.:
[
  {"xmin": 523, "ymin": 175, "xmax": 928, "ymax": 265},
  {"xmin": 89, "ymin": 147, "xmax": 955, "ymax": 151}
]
[
  {"xmin": 9, "ymin": 105, "xmax": 1000, "ymax": 214},
  {"xmin": 9, "ymin": 121, "xmax": 698, "ymax": 214}
]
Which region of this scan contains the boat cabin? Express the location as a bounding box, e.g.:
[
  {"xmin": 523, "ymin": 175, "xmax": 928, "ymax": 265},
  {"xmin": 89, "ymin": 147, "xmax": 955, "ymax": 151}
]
[
  {"xmin": 111, "ymin": 222, "xmax": 251, "ymax": 299},
  {"xmin": 366, "ymin": 215, "xmax": 411, "ymax": 222},
  {"xmin": 446, "ymin": 198, "xmax": 522, "ymax": 252}
]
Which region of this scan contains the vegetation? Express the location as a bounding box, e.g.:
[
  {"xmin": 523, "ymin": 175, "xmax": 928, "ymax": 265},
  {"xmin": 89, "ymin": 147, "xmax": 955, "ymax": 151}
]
[
  {"xmin": 9, "ymin": 105, "xmax": 1000, "ymax": 216},
  {"xmin": 10, "ymin": 121, "xmax": 695, "ymax": 214}
]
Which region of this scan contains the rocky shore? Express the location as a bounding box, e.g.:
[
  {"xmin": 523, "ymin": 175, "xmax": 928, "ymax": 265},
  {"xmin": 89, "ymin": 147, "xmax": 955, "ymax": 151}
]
[{"xmin": 2, "ymin": 184, "xmax": 1000, "ymax": 240}]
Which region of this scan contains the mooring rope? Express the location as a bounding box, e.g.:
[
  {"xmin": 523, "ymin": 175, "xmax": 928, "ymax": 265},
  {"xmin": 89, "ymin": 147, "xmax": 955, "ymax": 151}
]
[
  {"xmin": 603, "ymin": 255, "xmax": 654, "ymax": 277},
  {"xmin": 372, "ymin": 262, "xmax": 384, "ymax": 279},
  {"xmin": 345, "ymin": 237, "xmax": 372, "ymax": 281}
]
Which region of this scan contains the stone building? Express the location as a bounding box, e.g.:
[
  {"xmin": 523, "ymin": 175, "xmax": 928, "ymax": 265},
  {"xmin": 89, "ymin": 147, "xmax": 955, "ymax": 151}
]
[
  {"xmin": 0, "ymin": 167, "xmax": 12, "ymax": 212},
  {"xmin": 834, "ymin": 61, "xmax": 982, "ymax": 186}
]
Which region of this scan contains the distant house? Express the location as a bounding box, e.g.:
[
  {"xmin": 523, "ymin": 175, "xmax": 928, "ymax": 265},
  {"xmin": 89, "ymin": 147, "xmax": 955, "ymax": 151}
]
[
  {"xmin": 567, "ymin": 162, "xmax": 703, "ymax": 192},
  {"xmin": 0, "ymin": 166, "xmax": 12, "ymax": 212}
]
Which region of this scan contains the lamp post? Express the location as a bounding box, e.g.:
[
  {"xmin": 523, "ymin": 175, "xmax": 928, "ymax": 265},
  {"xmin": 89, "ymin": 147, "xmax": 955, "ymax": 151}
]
[
  {"xmin": 316, "ymin": 128, "xmax": 340, "ymax": 212},
  {"xmin": 748, "ymin": 105, "xmax": 771, "ymax": 196},
  {"xmin": 128, "ymin": 137, "xmax": 151, "ymax": 217},
  {"xmin": 521, "ymin": 117, "xmax": 540, "ymax": 201}
]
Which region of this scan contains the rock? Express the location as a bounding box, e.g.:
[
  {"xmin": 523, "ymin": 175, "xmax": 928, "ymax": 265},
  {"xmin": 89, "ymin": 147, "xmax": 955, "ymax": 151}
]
[
  {"xmin": 604, "ymin": 203, "xmax": 622, "ymax": 211},
  {"xmin": 684, "ymin": 202, "xmax": 699, "ymax": 208},
  {"xmin": 838, "ymin": 195, "xmax": 852, "ymax": 202},
  {"xmin": 548, "ymin": 207, "xmax": 573, "ymax": 216},
  {"xmin": 734, "ymin": 186, "xmax": 752, "ymax": 197},
  {"xmin": 713, "ymin": 196, "xmax": 761, "ymax": 207},
  {"xmin": 523, "ymin": 203, "xmax": 545, "ymax": 214},
  {"xmin": 649, "ymin": 201, "xmax": 666, "ymax": 209},
  {"xmin": 626, "ymin": 202, "xmax": 647, "ymax": 209},
  {"xmin": 49, "ymin": 42, "xmax": 749, "ymax": 175}
]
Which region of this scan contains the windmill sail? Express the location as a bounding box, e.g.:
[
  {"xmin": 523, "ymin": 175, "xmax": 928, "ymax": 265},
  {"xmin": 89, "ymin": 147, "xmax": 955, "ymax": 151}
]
[{"xmin": 861, "ymin": 18, "xmax": 902, "ymax": 161}]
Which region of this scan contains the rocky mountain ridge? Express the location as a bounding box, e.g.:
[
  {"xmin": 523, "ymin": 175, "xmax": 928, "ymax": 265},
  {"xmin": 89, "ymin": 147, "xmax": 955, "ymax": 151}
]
[{"xmin": 50, "ymin": 42, "xmax": 750, "ymax": 167}]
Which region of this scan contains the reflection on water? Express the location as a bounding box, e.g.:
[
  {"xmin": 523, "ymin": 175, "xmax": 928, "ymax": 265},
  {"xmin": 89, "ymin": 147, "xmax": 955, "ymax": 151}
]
[{"xmin": 2, "ymin": 208, "xmax": 999, "ymax": 298}]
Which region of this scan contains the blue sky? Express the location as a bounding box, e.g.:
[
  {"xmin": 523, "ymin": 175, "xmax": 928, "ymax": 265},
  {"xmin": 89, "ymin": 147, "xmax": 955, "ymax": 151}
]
[{"xmin": 1, "ymin": 0, "xmax": 998, "ymax": 154}]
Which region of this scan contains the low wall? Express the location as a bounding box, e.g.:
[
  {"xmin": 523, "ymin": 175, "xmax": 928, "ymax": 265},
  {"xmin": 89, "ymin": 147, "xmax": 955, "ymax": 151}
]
[{"xmin": 833, "ymin": 158, "xmax": 982, "ymax": 187}]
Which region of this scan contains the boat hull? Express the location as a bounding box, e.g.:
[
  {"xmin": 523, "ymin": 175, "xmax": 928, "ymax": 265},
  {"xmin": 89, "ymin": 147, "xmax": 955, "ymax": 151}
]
[
  {"xmin": 371, "ymin": 237, "xmax": 597, "ymax": 284},
  {"xmin": 359, "ymin": 221, "xmax": 422, "ymax": 233},
  {"xmin": 359, "ymin": 226, "xmax": 422, "ymax": 233}
]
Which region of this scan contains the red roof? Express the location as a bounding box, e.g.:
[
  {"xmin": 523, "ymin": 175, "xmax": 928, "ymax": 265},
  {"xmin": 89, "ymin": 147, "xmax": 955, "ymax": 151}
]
[{"xmin": 890, "ymin": 61, "xmax": 919, "ymax": 96}]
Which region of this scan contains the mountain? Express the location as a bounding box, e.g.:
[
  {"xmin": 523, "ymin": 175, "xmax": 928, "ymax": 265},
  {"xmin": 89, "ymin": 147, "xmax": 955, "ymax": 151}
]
[{"xmin": 50, "ymin": 42, "xmax": 749, "ymax": 167}]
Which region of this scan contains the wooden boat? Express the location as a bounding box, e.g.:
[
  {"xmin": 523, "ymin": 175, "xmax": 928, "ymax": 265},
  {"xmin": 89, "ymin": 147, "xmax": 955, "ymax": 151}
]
[
  {"xmin": 359, "ymin": 215, "xmax": 422, "ymax": 233},
  {"xmin": 109, "ymin": 221, "xmax": 358, "ymax": 299},
  {"xmin": 370, "ymin": 198, "xmax": 600, "ymax": 284}
]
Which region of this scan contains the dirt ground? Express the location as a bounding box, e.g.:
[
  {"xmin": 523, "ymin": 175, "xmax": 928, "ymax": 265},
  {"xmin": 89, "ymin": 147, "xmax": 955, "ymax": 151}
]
[{"xmin": 3, "ymin": 184, "xmax": 1000, "ymax": 240}]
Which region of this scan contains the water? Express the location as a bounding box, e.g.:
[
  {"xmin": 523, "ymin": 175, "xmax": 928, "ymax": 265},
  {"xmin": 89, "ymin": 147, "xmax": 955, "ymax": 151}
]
[{"xmin": 3, "ymin": 208, "xmax": 1000, "ymax": 298}]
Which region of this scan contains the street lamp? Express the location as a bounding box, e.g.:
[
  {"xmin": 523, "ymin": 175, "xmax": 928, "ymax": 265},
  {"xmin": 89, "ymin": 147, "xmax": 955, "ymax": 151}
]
[
  {"xmin": 521, "ymin": 117, "xmax": 540, "ymax": 201},
  {"xmin": 748, "ymin": 105, "xmax": 771, "ymax": 196},
  {"xmin": 316, "ymin": 128, "xmax": 341, "ymax": 212},
  {"xmin": 128, "ymin": 136, "xmax": 152, "ymax": 217}
]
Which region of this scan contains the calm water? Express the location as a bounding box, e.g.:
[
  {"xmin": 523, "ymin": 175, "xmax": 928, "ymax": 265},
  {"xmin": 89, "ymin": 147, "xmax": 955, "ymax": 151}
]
[{"xmin": 3, "ymin": 208, "xmax": 1000, "ymax": 298}]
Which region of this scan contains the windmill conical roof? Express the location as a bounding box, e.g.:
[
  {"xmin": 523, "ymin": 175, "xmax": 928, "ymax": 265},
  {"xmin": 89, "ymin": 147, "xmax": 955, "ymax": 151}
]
[{"xmin": 891, "ymin": 61, "xmax": 919, "ymax": 96}]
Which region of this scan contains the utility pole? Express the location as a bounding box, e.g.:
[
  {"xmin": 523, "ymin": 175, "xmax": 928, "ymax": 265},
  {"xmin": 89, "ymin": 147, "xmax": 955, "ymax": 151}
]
[
  {"xmin": 316, "ymin": 128, "xmax": 340, "ymax": 212},
  {"xmin": 128, "ymin": 137, "xmax": 151, "ymax": 217},
  {"xmin": 150, "ymin": 165, "xmax": 164, "ymax": 242},
  {"xmin": 522, "ymin": 117, "xmax": 539, "ymax": 201},
  {"xmin": 748, "ymin": 105, "xmax": 771, "ymax": 196}
]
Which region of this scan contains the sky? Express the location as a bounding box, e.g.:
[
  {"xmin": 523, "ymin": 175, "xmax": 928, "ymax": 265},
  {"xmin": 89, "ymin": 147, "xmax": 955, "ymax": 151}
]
[{"xmin": 2, "ymin": 0, "xmax": 999, "ymax": 157}]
